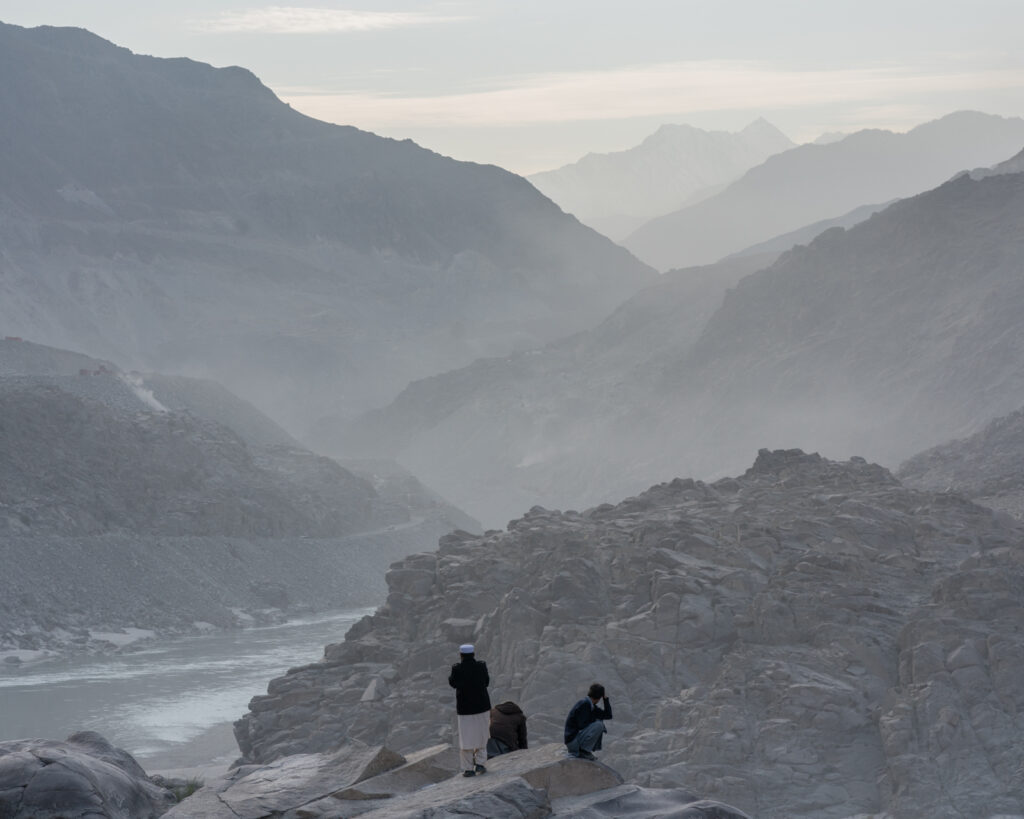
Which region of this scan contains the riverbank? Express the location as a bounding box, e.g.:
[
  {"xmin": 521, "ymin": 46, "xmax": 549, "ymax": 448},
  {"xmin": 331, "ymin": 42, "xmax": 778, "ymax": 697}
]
[
  {"xmin": 0, "ymin": 525, "xmax": 443, "ymax": 664},
  {"xmin": 1, "ymin": 603, "xmax": 301, "ymax": 667},
  {"xmin": 0, "ymin": 608, "xmax": 372, "ymax": 773}
]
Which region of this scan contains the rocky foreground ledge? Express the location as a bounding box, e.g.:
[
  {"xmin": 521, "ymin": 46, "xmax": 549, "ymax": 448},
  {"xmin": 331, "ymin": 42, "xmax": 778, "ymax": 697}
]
[
  {"xmin": 235, "ymin": 449, "xmax": 1024, "ymax": 818},
  {"xmin": 164, "ymin": 741, "xmax": 749, "ymax": 819},
  {"xmin": 0, "ymin": 732, "xmax": 749, "ymax": 819}
]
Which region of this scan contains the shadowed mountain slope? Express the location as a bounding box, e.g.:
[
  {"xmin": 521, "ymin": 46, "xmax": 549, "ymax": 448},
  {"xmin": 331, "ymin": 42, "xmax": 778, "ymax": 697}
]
[
  {"xmin": 335, "ymin": 252, "xmax": 775, "ymax": 523},
  {"xmin": 0, "ymin": 22, "xmax": 654, "ymax": 433},
  {"xmin": 337, "ymin": 160, "xmax": 1024, "ymax": 526},
  {"xmin": 0, "ymin": 383, "xmax": 375, "ymax": 538},
  {"xmin": 623, "ymin": 111, "xmax": 1024, "ymax": 270},
  {"xmin": 899, "ymin": 402, "xmax": 1024, "ymax": 520},
  {"xmin": 0, "ymin": 339, "xmax": 479, "ymax": 657}
]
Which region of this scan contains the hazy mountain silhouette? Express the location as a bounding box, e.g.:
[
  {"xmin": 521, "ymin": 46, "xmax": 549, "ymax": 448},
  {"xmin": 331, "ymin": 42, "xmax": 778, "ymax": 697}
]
[
  {"xmin": 724, "ymin": 200, "xmax": 895, "ymax": 260},
  {"xmin": 0, "ymin": 338, "xmax": 479, "ymax": 537},
  {"xmin": 0, "ymin": 337, "xmax": 480, "ymax": 651},
  {"xmin": 624, "ymin": 111, "xmax": 1024, "ymax": 270},
  {"xmin": 0, "ymin": 22, "xmax": 654, "ymax": 435},
  {"xmin": 340, "ymin": 155, "xmax": 1024, "ymax": 525},
  {"xmin": 528, "ymin": 119, "xmax": 793, "ymax": 240},
  {"xmin": 338, "ymin": 251, "xmax": 777, "ymax": 523}
]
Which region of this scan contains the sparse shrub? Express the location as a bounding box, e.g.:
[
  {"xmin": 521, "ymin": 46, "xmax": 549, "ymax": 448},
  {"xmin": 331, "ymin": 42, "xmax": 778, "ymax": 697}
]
[{"xmin": 171, "ymin": 778, "xmax": 203, "ymax": 802}]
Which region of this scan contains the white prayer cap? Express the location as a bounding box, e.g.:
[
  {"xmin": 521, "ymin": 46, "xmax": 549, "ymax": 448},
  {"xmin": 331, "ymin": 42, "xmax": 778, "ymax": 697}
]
[{"xmin": 459, "ymin": 644, "xmax": 474, "ymax": 654}]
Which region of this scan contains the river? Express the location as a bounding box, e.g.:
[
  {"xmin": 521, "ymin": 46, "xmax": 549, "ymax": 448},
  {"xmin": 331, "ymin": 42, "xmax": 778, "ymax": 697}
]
[{"xmin": 0, "ymin": 608, "xmax": 373, "ymax": 773}]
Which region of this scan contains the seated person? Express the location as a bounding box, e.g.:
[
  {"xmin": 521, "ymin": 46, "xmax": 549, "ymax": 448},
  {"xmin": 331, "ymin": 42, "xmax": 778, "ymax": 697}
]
[
  {"xmin": 564, "ymin": 683, "xmax": 612, "ymax": 759},
  {"xmin": 487, "ymin": 701, "xmax": 528, "ymax": 758}
]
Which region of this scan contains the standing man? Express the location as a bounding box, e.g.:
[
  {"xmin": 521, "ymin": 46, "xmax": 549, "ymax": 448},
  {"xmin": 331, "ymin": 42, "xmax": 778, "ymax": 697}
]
[
  {"xmin": 564, "ymin": 683, "xmax": 613, "ymax": 760},
  {"xmin": 448, "ymin": 643, "xmax": 491, "ymax": 777}
]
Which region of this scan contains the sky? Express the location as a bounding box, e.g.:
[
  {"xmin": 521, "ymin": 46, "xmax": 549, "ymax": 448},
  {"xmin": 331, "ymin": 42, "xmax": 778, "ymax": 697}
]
[{"xmin": 1, "ymin": 1, "xmax": 1023, "ymax": 175}]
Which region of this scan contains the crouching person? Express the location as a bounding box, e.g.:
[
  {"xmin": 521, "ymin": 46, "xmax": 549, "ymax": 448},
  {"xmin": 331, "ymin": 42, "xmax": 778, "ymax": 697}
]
[
  {"xmin": 487, "ymin": 701, "xmax": 528, "ymax": 758},
  {"xmin": 564, "ymin": 683, "xmax": 612, "ymax": 760}
]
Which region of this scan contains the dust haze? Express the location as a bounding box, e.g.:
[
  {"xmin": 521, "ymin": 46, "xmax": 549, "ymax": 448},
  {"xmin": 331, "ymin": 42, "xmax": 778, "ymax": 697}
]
[{"xmin": 2, "ymin": 10, "xmax": 1024, "ymax": 818}]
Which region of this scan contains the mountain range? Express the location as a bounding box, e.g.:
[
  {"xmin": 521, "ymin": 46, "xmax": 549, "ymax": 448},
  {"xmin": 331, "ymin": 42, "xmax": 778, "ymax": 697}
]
[
  {"xmin": 340, "ymin": 151, "xmax": 1024, "ymax": 525},
  {"xmin": 623, "ymin": 111, "xmax": 1024, "ymax": 270},
  {"xmin": 527, "ymin": 119, "xmax": 794, "ymax": 240},
  {"xmin": 0, "ymin": 21, "xmax": 654, "ymax": 436}
]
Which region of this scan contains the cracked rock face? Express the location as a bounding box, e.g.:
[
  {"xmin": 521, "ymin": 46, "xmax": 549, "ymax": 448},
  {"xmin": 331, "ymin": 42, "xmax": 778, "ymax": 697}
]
[
  {"xmin": 234, "ymin": 449, "xmax": 1024, "ymax": 818},
  {"xmin": 0, "ymin": 731, "xmax": 176, "ymax": 818}
]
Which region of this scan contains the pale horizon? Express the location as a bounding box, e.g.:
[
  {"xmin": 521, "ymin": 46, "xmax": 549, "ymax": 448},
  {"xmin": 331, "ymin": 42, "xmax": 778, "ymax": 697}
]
[{"xmin": 2, "ymin": 1, "xmax": 1022, "ymax": 174}]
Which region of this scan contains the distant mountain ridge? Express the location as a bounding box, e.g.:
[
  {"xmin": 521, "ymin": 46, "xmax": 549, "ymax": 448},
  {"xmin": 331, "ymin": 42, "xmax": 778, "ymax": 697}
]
[
  {"xmin": 0, "ymin": 21, "xmax": 654, "ymax": 434},
  {"xmin": 528, "ymin": 119, "xmax": 794, "ymax": 239},
  {"xmin": 338, "ymin": 154, "xmax": 1024, "ymax": 525},
  {"xmin": 624, "ymin": 111, "xmax": 1024, "ymax": 270}
]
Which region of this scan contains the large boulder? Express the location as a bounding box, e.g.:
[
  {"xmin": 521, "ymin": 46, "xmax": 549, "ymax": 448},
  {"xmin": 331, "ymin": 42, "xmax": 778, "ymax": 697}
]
[{"xmin": 0, "ymin": 731, "xmax": 175, "ymax": 818}]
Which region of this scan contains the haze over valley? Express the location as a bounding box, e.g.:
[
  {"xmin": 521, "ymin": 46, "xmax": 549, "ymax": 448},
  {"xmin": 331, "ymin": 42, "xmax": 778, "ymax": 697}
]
[
  {"xmin": 0, "ymin": 21, "xmax": 654, "ymax": 435},
  {"xmin": 1, "ymin": 4, "xmax": 1024, "ymax": 817}
]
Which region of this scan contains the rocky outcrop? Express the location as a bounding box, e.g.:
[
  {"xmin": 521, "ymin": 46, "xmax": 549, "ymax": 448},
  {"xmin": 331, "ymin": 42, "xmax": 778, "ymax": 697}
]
[
  {"xmin": 0, "ymin": 731, "xmax": 175, "ymax": 818},
  {"xmin": 234, "ymin": 450, "xmax": 1024, "ymax": 818},
  {"xmin": 166, "ymin": 741, "xmax": 747, "ymax": 818}
]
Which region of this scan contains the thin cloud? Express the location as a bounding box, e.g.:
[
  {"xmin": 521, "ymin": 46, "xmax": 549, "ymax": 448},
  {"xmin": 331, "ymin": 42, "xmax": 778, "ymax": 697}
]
[
  {"xmin": 194, "ymin": 7, "xmax": 465, "ymax": 35},
  {"xmin": 281, "ymin": 59, "xmax": 1024, "ymax": 128}
]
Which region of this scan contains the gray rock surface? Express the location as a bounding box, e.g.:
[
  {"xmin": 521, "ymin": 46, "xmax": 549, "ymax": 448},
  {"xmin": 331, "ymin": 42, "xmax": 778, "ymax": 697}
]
[
  {"xmin": 164, "ymin": 742, "xmax": 740, "ymax": 819},
  {"xmin": 554, "ymin": 787, "xmax": 752, "ymax": 819},
  {"xmin": 234, "ymin": 450, "xmax": 1024, "ymax": 818},
  {"xmin": 0, "ymin": 731, "xmax": 175, "ymax": 818}
]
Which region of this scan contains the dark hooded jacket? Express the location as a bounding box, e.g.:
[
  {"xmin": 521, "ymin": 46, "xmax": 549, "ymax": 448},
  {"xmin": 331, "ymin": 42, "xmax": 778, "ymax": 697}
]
[
  {"xmin": 489, "ymin": 701, "xmax": 528, "ymax": 750},
  {"xmin": 448, "ymin": 655, "xmax": 491, "ymax": 715}
]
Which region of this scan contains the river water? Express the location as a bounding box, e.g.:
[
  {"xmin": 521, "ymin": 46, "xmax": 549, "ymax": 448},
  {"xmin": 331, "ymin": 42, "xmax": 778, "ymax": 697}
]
[{"xmin": 0, "ymin": 608, "xmax": 372, "ymax": 773}]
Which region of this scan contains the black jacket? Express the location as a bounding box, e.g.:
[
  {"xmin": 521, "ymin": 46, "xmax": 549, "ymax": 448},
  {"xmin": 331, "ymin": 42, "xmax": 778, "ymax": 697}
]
[
  {"xmin": 448, "ymin": 656, "xmax": 491, "ymax": 715},
  {"xmin": 490, "ymin": 701, "xmax": 528, "ymax": 750},
  {"xmin": 564, "ymin": 696, "xmax": 612, "ymax": 744}
]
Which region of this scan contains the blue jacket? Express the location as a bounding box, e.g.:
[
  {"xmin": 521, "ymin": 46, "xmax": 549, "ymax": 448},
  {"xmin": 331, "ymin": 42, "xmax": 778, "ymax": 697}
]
[{"xmin": 564, "ymin": 697, "xmax": 612, "ymax": 744}]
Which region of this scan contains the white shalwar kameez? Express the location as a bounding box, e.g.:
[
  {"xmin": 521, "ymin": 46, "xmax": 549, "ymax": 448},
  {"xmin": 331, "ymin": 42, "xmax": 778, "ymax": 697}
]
[{"xmin": 457, "ymin": 711, "xmax": 489, "ymax": 770}]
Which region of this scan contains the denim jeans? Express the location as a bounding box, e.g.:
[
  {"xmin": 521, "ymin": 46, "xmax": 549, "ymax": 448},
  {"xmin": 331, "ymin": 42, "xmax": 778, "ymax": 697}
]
[{"xmin": 566, "ymin": 720, "xmax": 606, "ymax": 756}]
